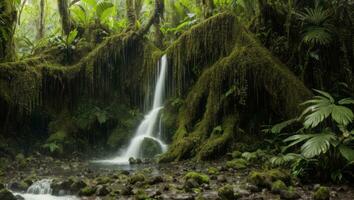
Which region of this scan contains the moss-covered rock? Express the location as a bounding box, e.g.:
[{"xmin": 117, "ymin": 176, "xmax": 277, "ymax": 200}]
[
  {"xmin": 218, "ymin": 184, "xmax": 236, "ymax": 200},
  {"xmin": 313, "ymin": 186, "xmax": 330, "ymax": 200},
  {"xmin": 129, "ymin": 173, "xmax": 146, "ymax": 184},
  {"xmin": 280, "ymin": 186, "xmax": 300, "ymax": 200},
  {"xmin": 79, "ymin": 186, "xmax": 96, "ymax": 196},
  {"xmin": 248, "ymin": 169, "xmax": 291, "ymax": 188},
  {"xmin": 226, "ymin": 159, "xmax": 248, "ymax": 170},
  {"xmin": 271, "ymin": 180, "xmax": 287, "ymax": 194},
  {"xmin": 139, "ymin": 137, "xmax": 163, "ymax": 158},
  {"xmin": 207, "ymin": 167, "xmax": 219, "ymax": 175},
  {"xmin": 184, "ymin": 172, "xmax": 210, "ymax": 185},
  {"xmin": 0, "ymin": 189, "xmax": 16, "ymax": 200}
]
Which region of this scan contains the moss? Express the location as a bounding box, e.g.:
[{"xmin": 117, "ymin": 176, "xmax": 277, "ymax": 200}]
[
  {"xmin": 79, "ymin": 186, "xmax": 96, "ymax": 196},
  {"xmin": 313, "ymin": 186, "xmax": 330, "ymax": 200},
  {"xmin": 207, "ymin": 167, "xmax": 219, "ymax": 175},
  {"xmin": 218, "ymin": 184, "xmax": 235, "ymax": 200},
  {"xmin": 129, "ymin": 173, "xmax": 146, "ymax": 185},
  {"xmin": 184, "ymin": 172, "xmax": 210, "ymax": 184},
  {"xmin": 226, "ymin": 159, "xmax": 248, "ymax": 170},
  {"xmin": 248, "ymin": 169, "xmax": 291, "ymax": 188},
  {"xmin": 160, "ymin": 13, "xmax": 310, "ymax": 162},
  {"xmin": 271, "ymin": 180, "xmax": 287, "ymax": 194},
  {"xmin": 139, "ymin": 137, "xmax": 163, "ymax": 158}
]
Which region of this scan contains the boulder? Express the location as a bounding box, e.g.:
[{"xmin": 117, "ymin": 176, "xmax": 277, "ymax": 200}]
[
  {"xmin": 139, "ymin": 137, "xmax": 163, "ymax": 158},
  {"xmin": 0, "ymin": 189, "xmax": 16, "ymax": 200}
]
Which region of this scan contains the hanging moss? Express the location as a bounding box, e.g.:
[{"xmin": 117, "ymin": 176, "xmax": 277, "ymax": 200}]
[{"xmin": 159, "ymin": 13, "xmax": 311, "ymax": 162}]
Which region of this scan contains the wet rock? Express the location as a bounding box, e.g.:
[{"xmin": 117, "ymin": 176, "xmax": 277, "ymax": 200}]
[
  {"xmin": 79, "ymin": 186, "xmax": 96, "ymax": 196},
  {"xmin": 140, "ymin": 137, "xmax": 163, "ymax": 158},
  {"xmin": 9, "ymin": 181, "xmax": 29, "ymax": 192},
  {"xmin": 0, "ymin": 189, "xmax": 16, "ymax": 200},
  {"xmin": 129, "ymin": 173, "xmax": 145, "ymax": 184},
  {"xmin": 146, "ymin": 188, "xmax": 161, "ymax": 198},
  {"xmin": 15, "ymin": 195, "xmax": 25, "ymax": 200},
  {"xmin": 70, "ymin": 179, "xmax": 87, "ymax": 193},
  {"xmin": 129, "ymin": 157, "xmax": 137, "ymax": 164},
  {"xmin": 313, "ymin": 186, "xmax": 330, "ymax": 200},
  {"xmin": 218, "ymin": 184, "xmax": 236, "ymax": 200},
  {"xmin": 271, "ymin": 180, "xmax": 287, "ymax": 194},
  {"xmin": 52, "ymin": 179, "xmax": 74, "ymax": 195},
  {"xmin": 96, "ymin": 185, "xmax": 110, "ymax": 196}
]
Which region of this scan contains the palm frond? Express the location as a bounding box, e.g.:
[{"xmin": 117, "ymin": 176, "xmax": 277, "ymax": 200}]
[{"xmin": 300, "ymin": 132, "xmax": 336, "ymax": 158}]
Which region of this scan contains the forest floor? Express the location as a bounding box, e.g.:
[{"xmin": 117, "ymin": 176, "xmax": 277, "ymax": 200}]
[{"xmin": 2, "ymin": 153, "xmax": 354, "ymax": 200}]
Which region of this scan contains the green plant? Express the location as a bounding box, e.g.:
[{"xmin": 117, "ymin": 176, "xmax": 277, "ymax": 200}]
[
  {"xmin": 269, "ymin": 90, "xmax": 354, "ymax": 182},
  {"xmin": 51, "ymin": 29, "xmax": 78, "ymax": 63},
  {"xmin": 297, "ymin": 1, "xmax": 334, "ymax": 46}
]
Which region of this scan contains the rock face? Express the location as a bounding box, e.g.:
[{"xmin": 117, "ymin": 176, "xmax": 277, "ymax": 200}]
[{"xmin": 139, "ymin": 137, "xmax": 163, "ymax": 158}]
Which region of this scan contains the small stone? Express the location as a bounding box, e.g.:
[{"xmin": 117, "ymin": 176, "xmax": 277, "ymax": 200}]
[{"xmin": 184, "ymin": 179, "xmax": 199, "ymax": 192}]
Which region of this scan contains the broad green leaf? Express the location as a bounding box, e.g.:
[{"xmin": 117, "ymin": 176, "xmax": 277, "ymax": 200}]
[
  {"xmin": 100, "ymin": 6, "xmax": 116, "ymax": 23},
  {"xmin": 313, "ymin": 89, "xmax": 334, "ymax": 102},
  {"xmin": 338, "ymin": 98, "xmax": 354, "ymax": 105},
  {"xmin": 339, "ymin": 145, "xmax": 354, "ymax": 162},
  {"xmin": 331, "ymin": 105, "xmax": 354, "ymax": 126},
  {"xmin": 67, "ymin": 29, "xmax": 78, "ymax": 45},
  {"xmin": 284, "ymin": 134, "xmax": 315, "ymax": 148},
  {"xmin": 271, "ymin": 118, "xmax": 297, "ymax": 134},
  {"xmin": 301, "ymin": 132, "xmax": 336, "ymax": 158}
]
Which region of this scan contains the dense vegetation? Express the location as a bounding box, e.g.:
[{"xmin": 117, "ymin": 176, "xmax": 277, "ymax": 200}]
[{"xmin": 0, "ymin": 0, "xmax": 353, "ymax": 199}]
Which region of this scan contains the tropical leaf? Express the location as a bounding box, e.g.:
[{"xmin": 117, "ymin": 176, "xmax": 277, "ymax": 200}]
[
  {"xmin": 339, "ymin": 145, "xmax": 354, "ymax": 162},
  {"xmin": 300, "ymin": 132, "xmax": 336, "ymax": 158},
  {"xmin": 331, "ymin": 105, "xmax": 354, "ymax": 126},
  {"xmin": 270, "ymin": 153, "xmax": 302, "ymax": 167},
  {"xmin": 270, "ymin": 118, "xmax": 297, "ymax": 134},
  {"xmin": 67, "ymin": 29, "xmax": 78, "ymax": 45},
  {"xmin": 96, "ymin": 1, "xmax": 114, "ymax": 19},
  {"xmin": 284, "ymin": 134, "xmax": 315, "ymax": 149},
  {"xmin": 338, "ymin": 98, "xmax": 354, "ymax": 105}
]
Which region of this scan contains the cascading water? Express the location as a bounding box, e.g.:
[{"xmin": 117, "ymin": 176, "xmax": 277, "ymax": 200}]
[
  {"xmin": 97, "ymin": 55, "xmax": 169, "ymax": 164},
  {"xmin": 11, "ymin": 179, "xmax": 78, "ymax": 200}
]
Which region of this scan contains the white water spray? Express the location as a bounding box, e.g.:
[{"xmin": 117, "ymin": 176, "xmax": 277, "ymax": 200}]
[{"xmin": 97, "ymin": 55, "xmax": 169, "ymax": 164}]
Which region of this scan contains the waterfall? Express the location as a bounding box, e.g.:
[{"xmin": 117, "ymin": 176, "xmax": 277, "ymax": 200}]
[
  {"xmin": 97, "ymin": 55, "xmax": 168, "ymax": 164},
  {"xmin": 27, "ymin": 179, "xmax": 52, "ymax": 194},
  {"xmin": 11, "ymin": 179, "xmax": 78, "ymax": 200}
]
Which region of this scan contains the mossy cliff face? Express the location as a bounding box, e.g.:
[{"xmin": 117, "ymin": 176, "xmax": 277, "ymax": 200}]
[{"xmin": 159, "ymin": 13, "xmax": 311, "ymax": 162}]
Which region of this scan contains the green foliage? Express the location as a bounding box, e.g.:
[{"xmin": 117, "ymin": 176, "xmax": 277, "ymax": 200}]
[
  {"xmin": 297, "ymin": 2, "xmax": 334, "ymax": 46},
  {"xmin": 269, "ymin": 90, "xmax": 354, "ymax": 182}
]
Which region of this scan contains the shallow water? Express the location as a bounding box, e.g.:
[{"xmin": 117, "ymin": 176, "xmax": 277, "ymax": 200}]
[{"xmin": 13, "ymin": 193, "xmax": 78, "ymax": 200}]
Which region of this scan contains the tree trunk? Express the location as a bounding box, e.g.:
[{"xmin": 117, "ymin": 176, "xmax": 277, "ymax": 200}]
[
  {"xmin": 37, "ymin": 0, "xmax": 45, "ymax": 39},
  {"xmin": 57, "ymin": 0, "xmax": 71, "ymax": 35},
  {"xmin": 126, "ymin": 0, "xmax": 136, "ymax": 29},
  {"xmin": 0, "ymin": 0, "xmax": 17, "ymax": 62},
  {"xmin": 202, "ymin": 0, "xmax": 214, "ymax": 18},
  {"xmin": 134, "ymin": 0, "xmax": 143, "ymax": 20}
]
